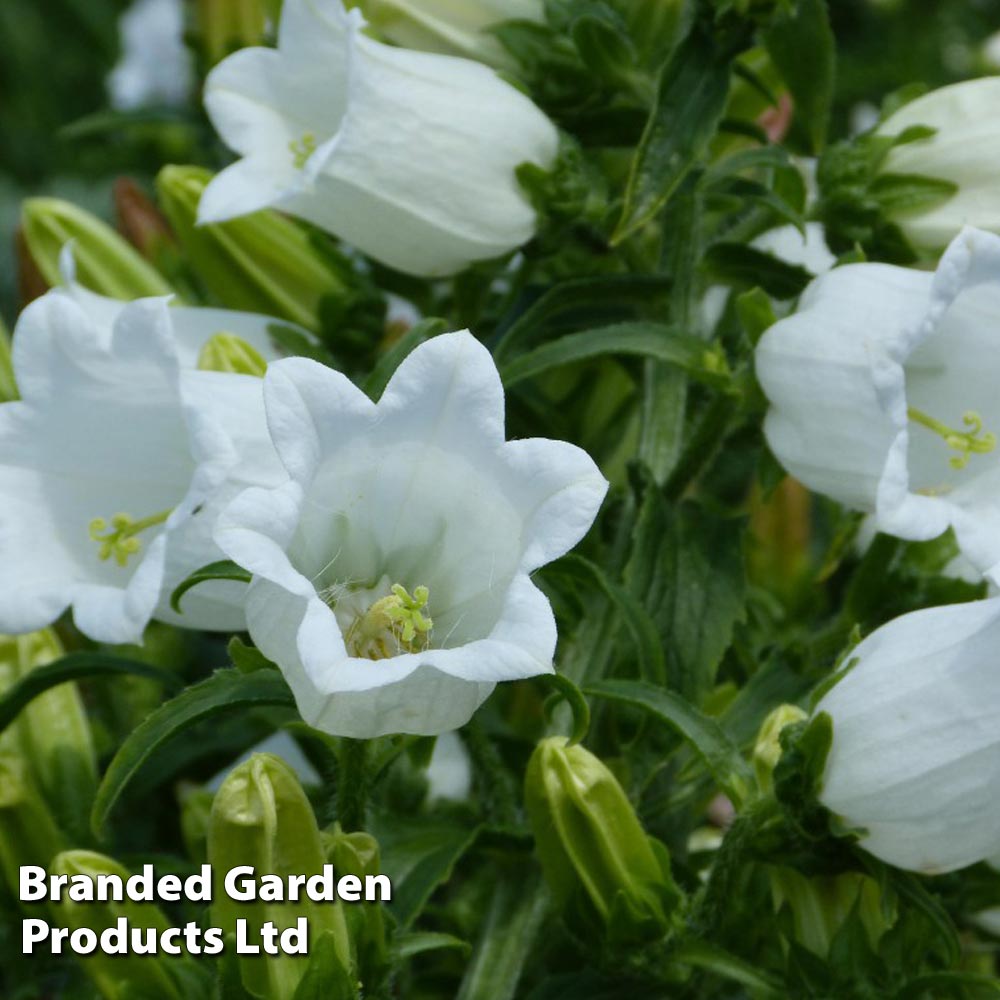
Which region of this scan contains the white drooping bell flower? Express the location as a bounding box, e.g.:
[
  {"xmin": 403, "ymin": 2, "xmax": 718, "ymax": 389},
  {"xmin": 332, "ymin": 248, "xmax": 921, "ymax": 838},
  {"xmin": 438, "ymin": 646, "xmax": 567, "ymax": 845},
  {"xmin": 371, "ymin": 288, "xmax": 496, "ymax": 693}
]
[
  {"xmin": 877, "ymin": 78, "xmax": 1000, "ymax": 252},
  {"xmin": 756, "ymin": 225, "xmax": 1000, "ymax": 583},
  {"xmin": 816, "ymin": 597, "xmax": 1000, "ymax": 874},
  {"xmin": 362, "ymin": 0, "xmax": 544, "ymax": 67},
  {"xmin": 0, "ymin": 294, "xmax": 242, "ymax": 644},
  {"xmin": 50, "ymin": 250, "xmax": 300, "ymax": 632},
  {"xmin": 215, "ymin": 332, "xmax": 608, "ymax": 737},
  {"xmin": 199, "ymin": 0, "xmax": 558, "ymax": 277}
]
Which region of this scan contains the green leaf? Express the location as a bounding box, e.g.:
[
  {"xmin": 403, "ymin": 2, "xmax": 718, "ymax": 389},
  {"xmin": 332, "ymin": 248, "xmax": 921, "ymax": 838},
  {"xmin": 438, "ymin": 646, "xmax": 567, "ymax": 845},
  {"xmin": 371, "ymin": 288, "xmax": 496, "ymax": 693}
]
[
  {"xmin": 763, "ymin": 0, "xmax": 835, "ymax": 154},
  {"xmin": 92, "ymin": 669, "xmax": 294, "ymax": 837},
  {"xmin": 291, "ymin": 931, "xmax": 357, "ymax": 1000},
  {"xmin": 870, "ymin": 172, "xmax": 958, "ymax": 216},
  {"xmin": 671, "ymin": 939, "xmax": 783, "ymax": 996},
  {"xmin": 375, "ymin": 818, "xmax": 482, "ymax": 929},
  {"xmin": 0, "ymin": 653, "xmax": 179, "ymax": 735},
  {"xmin": 585, "ymin": 679, "xmax": 751, "ymax": 804},
  {"xmin": 227, "ymin": 636, "xmax": 277, "ymax": 674},
  {"xmin": 896, "ymin": 972, "xmax": 1000, "ymax": 999},
  {"xmin": 614, "ymin": 24, "xmax": 743, "ymax": 243},
  {"xmin": 703, "ymin": 242, "xmax": 812, "ymax": 299},
  {"xmin": 169, "ymin": 560, "xmax": 252, "ymax": 614},
  {"xmin": 560, "ymin": 554, "xmax": 666, "ymax": 685},
  {"xmin": 500, "ymin": 321, "xmax": 729, "ymax": 389},
  {"xmin": 456, "ymin": 871, "xmax": 549, "ymax": 1000},
  {"xmin": 362, "ymin": 317, "xmax": 448, "ymax": 399},
  {"xmin": 624, "ymin": 488, "xmax": 746, "ymax": 704},
  {"xmin": 392, "ymin": 932, "xmax": 471, "ymax": 961},
  {"xmin": 736, "ymin": 287, "xmax": 778, "ymax": 345},
  {"xmin": 492, "ymin": 275, "xmax": 667, "ymax": 363}
]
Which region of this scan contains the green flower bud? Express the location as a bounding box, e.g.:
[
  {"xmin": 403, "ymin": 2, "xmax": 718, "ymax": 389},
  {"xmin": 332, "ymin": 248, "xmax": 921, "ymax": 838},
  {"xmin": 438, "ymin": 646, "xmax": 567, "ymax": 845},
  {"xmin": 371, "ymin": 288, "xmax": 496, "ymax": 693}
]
[
  {"xmin": 209, "ymin": 753, "xmax": 353, "ymax": 1000},
  {"xmin": 752, "ymin": 703, "xmax": 807, "ymax": 794},
  {"xmin": 0, "ymin": 315, "xmax": 15, "ymax": 403},
  {"xmin": 0, "ymin": 755, "xmax": 65, "ymax": 901},
  {"xmin": 156, "ymin": 165, "xmax": 349, "ymax": 332},
  {"xmin": 0, "ymin": 631, "xmax": 97, "ymax": 842},
  {"xmin": 20, "ymin": 198, "xmax": 174, "ymax": 300},
  {"xmin": 197, "ymin": 332, "xmax": 269, "ymax": 376},
  {"xmin": 48, "ymin": 851, "xmax": 185, "ymax": 1000},
  {"xmin": 524, "ymin": 737, "xmax": 681, "ymax": 946},
  {"xmin": 194, "ymin": 0, "xmax": 268, "ymax": 68},
  {"xmin": 323, "ymin": 824, "xmax": 387, "ymax": 981}
]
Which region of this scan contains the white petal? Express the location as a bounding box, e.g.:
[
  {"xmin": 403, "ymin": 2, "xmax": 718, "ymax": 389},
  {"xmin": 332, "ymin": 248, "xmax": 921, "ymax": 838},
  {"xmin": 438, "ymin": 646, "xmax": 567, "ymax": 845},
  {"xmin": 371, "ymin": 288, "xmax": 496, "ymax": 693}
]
[{"xmin": 818, "ymin": 596, "xmax": 1000, "ymax": 873}]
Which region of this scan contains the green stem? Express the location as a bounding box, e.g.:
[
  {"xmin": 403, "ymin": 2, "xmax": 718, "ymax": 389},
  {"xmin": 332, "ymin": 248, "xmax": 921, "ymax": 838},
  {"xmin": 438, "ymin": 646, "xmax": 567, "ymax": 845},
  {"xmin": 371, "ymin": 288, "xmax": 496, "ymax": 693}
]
[
  {"xmin": 664, "ymin": 393, "xmax": 738, "ymax": 501},
  {"xmin": 336, "ymin": 738, "xmax": 370, "ymax": 832},
  {"xmin": 461, "ymin": 719, "xmax": 519, "ymax": 829}
]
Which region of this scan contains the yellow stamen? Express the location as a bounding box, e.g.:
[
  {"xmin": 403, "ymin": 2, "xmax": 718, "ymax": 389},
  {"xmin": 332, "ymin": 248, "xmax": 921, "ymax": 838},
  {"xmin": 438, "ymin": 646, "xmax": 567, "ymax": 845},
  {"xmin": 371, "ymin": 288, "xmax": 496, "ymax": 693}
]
[
  {"xmin": 289, "ymin": 132, "xmax": 318, "ymax": 169},
  {"xmin": 908, "ymin": 407, "xmax": 996, "ymax": 470},
  {"xmin": 88, "ymin": 510, "xmax": 172, "ymax": 568},
  {"xmin": 344, "ymin": 583, "xmax": 433, "ymax": 660}
]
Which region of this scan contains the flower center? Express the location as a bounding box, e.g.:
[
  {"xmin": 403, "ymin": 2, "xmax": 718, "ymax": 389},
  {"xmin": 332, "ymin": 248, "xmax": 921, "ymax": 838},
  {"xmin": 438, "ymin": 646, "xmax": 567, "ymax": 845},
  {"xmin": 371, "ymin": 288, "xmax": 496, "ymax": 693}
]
[
  {"xmin": 289, "ymin": 132, "xmax": 318, "ymax": 169},
  {"xmin": 88, "ymin": 510, "xmax": 172, "ymax": 567},
  {"xmin": 342, "ymin": 583, "xmax": 434, "ymax": 661},
  {"xmin": 907, "ymin": 407, "xmax": 997, "ymax": 470}
]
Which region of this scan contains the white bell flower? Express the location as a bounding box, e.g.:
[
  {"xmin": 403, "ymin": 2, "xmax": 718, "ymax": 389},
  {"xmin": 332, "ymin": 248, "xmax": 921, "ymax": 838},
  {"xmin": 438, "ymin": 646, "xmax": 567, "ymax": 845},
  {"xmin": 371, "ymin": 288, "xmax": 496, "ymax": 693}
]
[
  {"xmin": 199, "ymin": 0, "xmax": 558, "ymax": 277},
  {"xmin": 816, "ymin": 596, "xmax": 1000, "ymax": 874},
  {"xmin": 215, "ymin": 331, "xmax": 608, "ymax": 737},
  {"xmin": 363, "ymin": 0, "xmax": 544, "ymax": 67},
  {"xmin": 757, "ymin": 226, "xmax": 1000, "ymax": 582},
  {"xmin": 0, "ymin": 293, "xmax": 242, "ymax": 644},
  {"xmin": 878, "ymin": 78, "xmax": 1000, "ymax": 252},
  {"xmin": 50, "ymin": 251, "xmax": 298, "ymax": 632}
]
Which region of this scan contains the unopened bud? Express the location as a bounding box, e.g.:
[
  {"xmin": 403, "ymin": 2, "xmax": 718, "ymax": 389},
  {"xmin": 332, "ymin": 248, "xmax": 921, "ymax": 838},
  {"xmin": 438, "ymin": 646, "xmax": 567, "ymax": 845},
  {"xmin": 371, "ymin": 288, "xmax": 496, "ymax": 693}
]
[
  {"xmin": 20, "ymin": 198, "xmax": 174, "ymax": 300},
  {"xmin": 525, "ymin": 737, "xmax": 681, "ymax": 946},
  {"xmin": 0, "ymin": 631, "xmax": 97, "ymax": 842},
  {"xmin": 753, "ymin": 703, "xmax": 807, "ymax": 793},
  {"xmin": 156, "ymin": 165, "xmax": 349, "ymax": 332},
  {"xmin": 209, "ymin": 753, "xmax": 353, "ymax": 999},
  {"xmin": 49, "ymin": 851, "xmax": 184, "ymax": 1000}
]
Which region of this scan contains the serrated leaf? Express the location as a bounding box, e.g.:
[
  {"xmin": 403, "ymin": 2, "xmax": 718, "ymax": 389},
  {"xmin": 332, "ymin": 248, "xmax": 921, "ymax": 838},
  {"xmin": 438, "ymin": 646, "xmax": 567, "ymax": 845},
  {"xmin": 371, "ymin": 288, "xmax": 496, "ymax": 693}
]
[
  {"xmin": 585, "ymin": 679, "xmax": 752, "ymax": 805},
  {"xmin": 92, "ymin": 669, "xmax": 294, "ymax": 836},
  {"xmin": 560, "ymin": 553, "xmax": 666, "ymax": 685},
  {"xmin": 170, "ymin": 560, "xmax": 252, "ymax": 614},
  {"xmin": 614, "ymin": 25, "xmax": 741, "ymax": 242},
  {"xmin": 624, "ymin": 489, "xmax": 746, "ymax": 704},
  {"xmin": 0, "ymin": 653, "xmax": 179, "ymax": 735},
  {"xmin": 500, "ymin": 321, "xmax": 729, "ymax": 389}
]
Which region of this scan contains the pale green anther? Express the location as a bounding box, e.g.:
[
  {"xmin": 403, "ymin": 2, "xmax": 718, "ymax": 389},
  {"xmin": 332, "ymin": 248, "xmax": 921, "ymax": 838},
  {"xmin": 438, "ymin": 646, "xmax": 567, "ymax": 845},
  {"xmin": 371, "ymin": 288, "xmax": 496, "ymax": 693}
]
[
  {"xmin": 908, "ymin": 407, "xmax": 997, "ymax": 470},
  {"xmin": 197, "ymin": 331, "xmax": 268, "ymax": 376},
  {"xmin": 289, "ymin": 132, "xmax": 318, "ymax": 169},
  {"xmin": 345, "ymin": 583, "xmax": 433, "ymax": 659},
  {"xmin": 89, "ymin": 510, "xmax": 172, "ymax": 567}
]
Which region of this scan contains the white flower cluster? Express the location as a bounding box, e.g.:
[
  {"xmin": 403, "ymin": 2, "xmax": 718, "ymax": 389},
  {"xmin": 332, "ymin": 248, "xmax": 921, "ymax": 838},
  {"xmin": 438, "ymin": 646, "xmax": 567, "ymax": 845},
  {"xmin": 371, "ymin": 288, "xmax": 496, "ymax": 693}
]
[
  {"xmin": 0, "ymin": 0, "xmax": 607, "ymax": 739},
  {"xmin": 756, "ymin": 77, "xmax": 1000, "ymax": 875}
]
